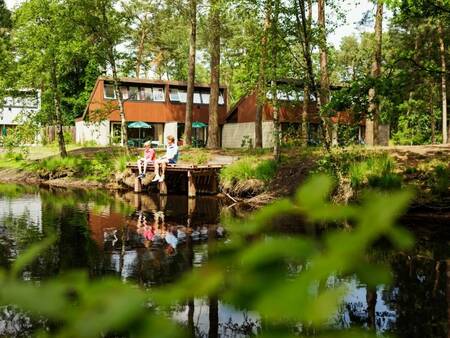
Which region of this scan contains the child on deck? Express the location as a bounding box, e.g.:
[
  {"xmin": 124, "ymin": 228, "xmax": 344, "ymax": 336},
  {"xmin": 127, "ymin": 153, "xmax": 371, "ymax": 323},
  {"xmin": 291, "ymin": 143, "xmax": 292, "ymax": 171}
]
[
  {"xmin": 152, "ymin": 135, "xmax": 178, "ymax": 183},
  {"xmin": 137, "ymin": 141, "xmax": 156, "ymax": 179}
]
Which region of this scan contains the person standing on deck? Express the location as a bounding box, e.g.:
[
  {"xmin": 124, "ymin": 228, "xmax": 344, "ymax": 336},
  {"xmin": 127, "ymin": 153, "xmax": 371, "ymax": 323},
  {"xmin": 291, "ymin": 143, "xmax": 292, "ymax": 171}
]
[
  {"xmin": 137, "ymin": 141, "xmax": 156, "ymax": 179},
  {"xmin": 152, "ymin": 135, "xmax": 179, "ymax": 183}
]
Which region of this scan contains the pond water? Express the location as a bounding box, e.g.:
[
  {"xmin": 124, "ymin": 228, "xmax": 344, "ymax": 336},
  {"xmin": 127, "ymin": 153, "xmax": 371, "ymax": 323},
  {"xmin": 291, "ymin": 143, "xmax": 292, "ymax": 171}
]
[{"xmin": 0, "ymin": 184, "xmax": 448, "ymax": 337}]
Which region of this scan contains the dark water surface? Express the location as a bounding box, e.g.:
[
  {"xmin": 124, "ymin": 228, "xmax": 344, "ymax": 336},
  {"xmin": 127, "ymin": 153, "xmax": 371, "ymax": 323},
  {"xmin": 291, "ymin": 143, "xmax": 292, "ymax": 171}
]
[{"xmin": 0, "ymin": 184, "xmax": 448, "ymax": 337}]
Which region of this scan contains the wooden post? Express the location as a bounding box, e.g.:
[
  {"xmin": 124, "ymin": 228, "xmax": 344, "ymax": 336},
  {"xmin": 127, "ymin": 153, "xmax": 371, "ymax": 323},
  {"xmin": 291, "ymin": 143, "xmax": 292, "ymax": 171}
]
[
  {"xmin": 210, "ymin": 171, "xmax": 218, "ymax": 194},
  {"xmin": 159, "ymin": 181, "xmax": 168, "ymax": 195},
  {"xmin": 134, "ymin": 176, "xmax": 142, "ymax": 193},
  {"xmin": 188, "ymin": 170, "xmax": 197, "ymax": 197}
]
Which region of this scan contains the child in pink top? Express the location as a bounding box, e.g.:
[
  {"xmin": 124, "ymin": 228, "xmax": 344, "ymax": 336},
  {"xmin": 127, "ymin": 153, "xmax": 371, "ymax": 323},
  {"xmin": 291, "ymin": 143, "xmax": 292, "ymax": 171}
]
[{"xmin": 137, "ymin": 141, "xmax": 156, "ymax": 178}]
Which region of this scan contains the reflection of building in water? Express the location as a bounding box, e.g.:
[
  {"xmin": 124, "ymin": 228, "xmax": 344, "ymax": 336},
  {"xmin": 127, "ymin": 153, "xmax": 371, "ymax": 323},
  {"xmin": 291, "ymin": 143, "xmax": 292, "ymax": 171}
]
[{"xmin": 0, "ymin": 194, "xmax": 42, "ymax": 232}]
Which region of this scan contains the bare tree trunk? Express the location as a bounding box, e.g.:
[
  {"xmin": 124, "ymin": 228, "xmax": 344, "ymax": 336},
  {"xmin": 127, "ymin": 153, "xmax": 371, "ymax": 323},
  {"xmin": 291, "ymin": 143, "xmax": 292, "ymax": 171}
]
[
  {"xmin": 110, "ymin": 49, "xmax": 127, "ymax": 149},
  {"xmin": 135, "ymin": 27, "xmax": 146, "ymax": 78},
  {"xmin": 207, "ymin": 0, "xmax": 220, "ymax": 149},
  {"xmin": 255, "ymin": 1, "xmax": 271, "ymax": 148},
  {"xmin": 318, "ymin": 0, "xmax": 334, "ymax": 147},
  {"xmin": 184, "ymin": 0, "xmax": 197, "ymax": 146},
  {"xmin": 366, "ymin": 0, "xmax": 384, "ymax": 146},
  {"xmin": 430, "ymin": 81, "xmax": 436, "ymax": 144},
  {"xmin": 301, "ymin": 85, "xmax": 309, "ymax": 146},
  {"xmin": 300, "ymin": 0, "xmax": 312, "ymax": 147},
  {"xmin": 50, "ymin": 60, "xmax": 67, "ymax": 158},
  {"xmin": 271, "ymin": 1, "xmax": 281, "ymax": 161},
  {"xmin": 438, "ymin": 22, "xmax": 448, "ymax": 144},
  {"xmin": 366, "ymin": 287, "xmax": 377, "ymax": 331}
]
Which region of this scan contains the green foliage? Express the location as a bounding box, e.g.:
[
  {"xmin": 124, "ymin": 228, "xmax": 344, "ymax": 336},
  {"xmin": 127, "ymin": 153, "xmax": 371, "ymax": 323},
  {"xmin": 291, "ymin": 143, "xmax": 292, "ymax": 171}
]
[
  {"xmin": 30, "ymin": 153, "xmax": 112, "ymax": 182},
  {"xmin": 392, "ymin": 99, "xmax": 440, "ymax": 145},
  {"xmin": 179, "ymin": 149, "xmax": 210, "ymax": 165},
  {"xmin": 429, "ymin": 163, "xmax": 450, "ymax": 196},
  {"xmin": 348, "ymin": 153, "xmax": 400, "ymax": 189},
  {"xmin": 317, "ymin": 149, "xmax": 402, "ymax": 191},
  {"xmin": 0, "ymin": 117, "xmax": 39, "ymax": 156},
  {"xmin": 220, "ymin": 157, "xmax": 278, "ymax": 186},
  {"xmin": 0, "ymin": 175, "xmax": 413, "ymax": 337}
]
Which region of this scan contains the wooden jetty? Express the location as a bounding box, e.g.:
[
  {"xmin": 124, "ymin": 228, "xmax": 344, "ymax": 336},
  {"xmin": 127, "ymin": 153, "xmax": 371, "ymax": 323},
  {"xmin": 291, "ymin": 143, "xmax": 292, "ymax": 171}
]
[{"xmin": 127, "ymin": 163, "xmax": 224, "ymax": 197}]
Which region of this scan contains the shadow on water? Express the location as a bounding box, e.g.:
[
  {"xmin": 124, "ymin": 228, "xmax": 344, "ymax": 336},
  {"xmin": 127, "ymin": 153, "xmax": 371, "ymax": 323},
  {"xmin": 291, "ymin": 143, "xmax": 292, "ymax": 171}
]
[{"xmin": 0, "ymin": 183, "xmax": 448, "ymax": 337}]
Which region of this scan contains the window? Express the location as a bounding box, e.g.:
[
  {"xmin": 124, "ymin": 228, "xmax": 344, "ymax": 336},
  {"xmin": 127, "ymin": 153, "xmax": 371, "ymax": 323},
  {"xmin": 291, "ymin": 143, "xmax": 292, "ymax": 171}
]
[
  {"xmin": 201, "ymin": 92, "xmax": 210, "ymax": 104},
  {"xmin": 104, "ymin": 84, "xmax": 116, "ymax": 99},
  {"xmin": 143, "ymin": 87, "xmax": 153, "ymax": 101},
  {"xmin": 193, "ymin": 92, "xmax": 202, "ymax": 104},
  {"xmin": 178, "ymin": 90, "xmax": 187, "ymax": 103},
  {"xmin": 120, "ymin": 86, "xmax": 129, "ymax": 100},
  {"xmin": 169, "ymin": 88, "xmax": 180, "ymax": 102},
  {"xmin": 129, "ymin": 86, "xmax": 140, "ymax": 100},
  {"xmin": 152, "ymin": 87, "xmax": 165, "ymax": 102},
  {"xmin": 218, "ymin": 92, "xmax": 225, "ymax": 105}
]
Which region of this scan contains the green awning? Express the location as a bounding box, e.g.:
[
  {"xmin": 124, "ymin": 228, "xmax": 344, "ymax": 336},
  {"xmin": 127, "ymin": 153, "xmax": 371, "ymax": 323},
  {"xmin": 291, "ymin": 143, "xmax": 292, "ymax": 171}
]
[
  {"xmin": 192, "ymin": 121, "xmax": 207, "ymax": 128},
  {"xmin": 128, "ymin": 121, "xmax": 152, "ymax": 128}
]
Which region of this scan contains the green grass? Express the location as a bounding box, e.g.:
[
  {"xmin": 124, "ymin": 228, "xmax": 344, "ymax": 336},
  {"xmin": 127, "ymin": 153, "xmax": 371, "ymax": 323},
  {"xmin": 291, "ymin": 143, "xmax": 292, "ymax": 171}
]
[
  {"xmin": 179, "ymin": 148, "xmax": 210, "ymax": 165},
  {"xmin": 348, "ymin": 153, "xmax": 400, "ymax": 189},
  {"xmin": 220, "ymin": 157, "xmax": 278, "ymax": 186}
]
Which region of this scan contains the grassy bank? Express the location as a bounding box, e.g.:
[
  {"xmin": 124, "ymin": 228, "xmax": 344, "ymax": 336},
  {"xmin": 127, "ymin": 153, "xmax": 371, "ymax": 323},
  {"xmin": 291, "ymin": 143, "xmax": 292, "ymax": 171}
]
[{"xmin": 0, "ymin": 145, "xmax": 448, "ymax": 206}]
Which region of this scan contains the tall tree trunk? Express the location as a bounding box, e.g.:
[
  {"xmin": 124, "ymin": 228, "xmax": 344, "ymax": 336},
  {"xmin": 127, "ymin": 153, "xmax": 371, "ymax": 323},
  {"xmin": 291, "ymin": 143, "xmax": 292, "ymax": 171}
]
[
  {"xmin": 109, "ymin": 48, "xmax": 127, "ymax": 149},
  {"xmin": 271, "ymin": 1, "xmax": 281, "ymax": 161},
  {"xmin": 366, "ymin": 0, "xmax": 384, "ymax": 146},
  {"xmin": 438, "ymin": 22, "xmax": 448, "ymax": 144},
  {"xmin": 135, "ymin": 27, "xmax": 146, "ymax": 79},
  {"xmin": 50, "ymin": 60, "xmax": 67, "ymax": 158},
  {"xmin": 184, "ymin": 0, "xmax": 197, "ymax": 146},
  {"xmin": 430, "ymin": 81, "xmax": 436, "ymax": 144},
  {"xmin": 207, "ymin": 0, "xmax": 220, "ymax": 149},
  {"xmin": 318, "ymin": 0, "xmax": 334, "ymax": 147},
  {"xmin": 255, "ymin": 1, "xmax": 271, "ymax": 148},
  {"xmin": 366, "ymin": 287, "xmax": 377, "ymax": 331},
  {"xmin": 300, "ymin": 0, "xmax": 312, "ymax": 147}
]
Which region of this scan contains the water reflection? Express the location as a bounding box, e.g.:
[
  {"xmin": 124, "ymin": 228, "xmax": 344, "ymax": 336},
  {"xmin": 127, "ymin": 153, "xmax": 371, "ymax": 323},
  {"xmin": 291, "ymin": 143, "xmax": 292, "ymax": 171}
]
[{"xmin": 0, "ymin": 184, "xmax": 448, "ymax": 337}]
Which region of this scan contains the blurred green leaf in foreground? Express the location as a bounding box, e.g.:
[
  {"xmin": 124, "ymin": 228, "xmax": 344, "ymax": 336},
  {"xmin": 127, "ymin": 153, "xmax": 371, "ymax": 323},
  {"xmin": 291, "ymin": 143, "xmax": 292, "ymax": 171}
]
[{"xmin": 0, "ymin": 175, "xmax": 413, "ymax": 337}]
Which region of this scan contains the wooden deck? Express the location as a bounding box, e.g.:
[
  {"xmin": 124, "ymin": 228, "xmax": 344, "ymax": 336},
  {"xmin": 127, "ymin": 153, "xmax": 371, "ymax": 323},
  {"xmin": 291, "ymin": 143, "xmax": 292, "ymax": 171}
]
[{"xmin": 127, "ymin": 163, "xmax": 225, "ymax": 197}]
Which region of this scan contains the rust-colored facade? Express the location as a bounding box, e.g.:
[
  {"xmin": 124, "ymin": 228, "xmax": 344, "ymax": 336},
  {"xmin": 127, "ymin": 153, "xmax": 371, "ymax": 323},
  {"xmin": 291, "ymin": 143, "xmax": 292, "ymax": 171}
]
[
  {"xmin": 226, "ymin": 90, "xmax": 354, "ymax": 125},
  {"xmin": 83, "ymin": 77, "xmax": 228, "ymax": 124},
  {"xmin": 77, "ymin": 77, "xmax": 228, "ymax": 146}
]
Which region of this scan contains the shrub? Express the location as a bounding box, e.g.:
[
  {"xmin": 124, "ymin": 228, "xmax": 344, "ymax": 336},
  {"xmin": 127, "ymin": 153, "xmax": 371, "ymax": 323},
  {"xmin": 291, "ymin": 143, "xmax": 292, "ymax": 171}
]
[
  {"xmin": 430, "ymin": 164, "xmax": 450, "ymax": 196},
  {"xmin": 220, "ymin": 157, "xmax": 277, "ymax": 187}
]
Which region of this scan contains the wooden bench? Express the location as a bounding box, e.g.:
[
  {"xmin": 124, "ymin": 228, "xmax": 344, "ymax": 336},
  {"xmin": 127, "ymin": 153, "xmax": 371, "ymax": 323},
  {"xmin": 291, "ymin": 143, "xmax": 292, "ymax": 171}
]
[{"xmin": 127, "ymin": 163, "xmax": 224, "ymax": 197}]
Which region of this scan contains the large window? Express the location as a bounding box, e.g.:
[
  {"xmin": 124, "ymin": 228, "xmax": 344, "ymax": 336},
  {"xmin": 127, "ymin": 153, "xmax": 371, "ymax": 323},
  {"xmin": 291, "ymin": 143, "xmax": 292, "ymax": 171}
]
[
  {"xmin": 120, "ymin": 86, "xmax": 129, "ymax": 100},
  {"xmin": 169, "ymin": 88, "xmax": 180, "ymax": 102},
  {"xmin": 129, "ymin": 86, "xmax": 140, "ymax": 100},
  {"xmin": 201, "ymin": 92, "xmax": 210, "ymax": 105},
  {"xmin": 104, "ymin": 84, "xmax": 116, "ymax": 99},
  {"xmin": 170, "ymin": 88, "xmax": 188, "ymax": 103},
  {"xmin": 152, "ymin": 87, "xmax": 165, "ymax": 101},
  {"xmin": 143, "ymin": 87, "xmax": 153, "ymax": 101},
  {"xmin": 193, "ymin": 92, "xmax": 202, "ymax": 104}
]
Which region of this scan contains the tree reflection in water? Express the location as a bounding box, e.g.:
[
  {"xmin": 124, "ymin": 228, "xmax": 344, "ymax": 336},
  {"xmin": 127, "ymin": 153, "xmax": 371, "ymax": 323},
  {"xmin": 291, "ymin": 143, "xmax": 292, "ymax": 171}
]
[{"xmin": 0, "ymin": 184, "xmax": 448, "ymax": 337}]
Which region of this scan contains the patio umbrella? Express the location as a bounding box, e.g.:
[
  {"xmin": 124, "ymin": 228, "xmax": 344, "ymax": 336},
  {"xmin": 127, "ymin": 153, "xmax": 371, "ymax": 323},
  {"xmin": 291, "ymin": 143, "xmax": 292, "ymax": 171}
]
[
  {"xmin": 192, "ymin": 121, "xmax": 207, "ymax": 128},
  {"xmin": 128, "ymin": 121, "xmax": 152, "ymax": 143}
]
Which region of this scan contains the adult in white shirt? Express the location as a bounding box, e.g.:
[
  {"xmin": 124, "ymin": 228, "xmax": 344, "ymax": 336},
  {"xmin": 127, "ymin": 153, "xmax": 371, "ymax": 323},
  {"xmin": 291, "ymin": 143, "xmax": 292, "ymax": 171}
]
[{"xmin": 152, "ymin": 135, "xmax": 179, "ymax": 183}]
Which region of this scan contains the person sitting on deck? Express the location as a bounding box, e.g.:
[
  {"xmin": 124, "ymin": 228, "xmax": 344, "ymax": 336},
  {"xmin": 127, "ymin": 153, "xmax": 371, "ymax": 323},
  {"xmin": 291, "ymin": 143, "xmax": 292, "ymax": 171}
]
[
  {"xmin": 137, "ymin": 141, "xmax": 156, "ymax": 179},
  {"xmin": 152, "ymin": 135, "xmax": 178, "ymax": 183}
]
